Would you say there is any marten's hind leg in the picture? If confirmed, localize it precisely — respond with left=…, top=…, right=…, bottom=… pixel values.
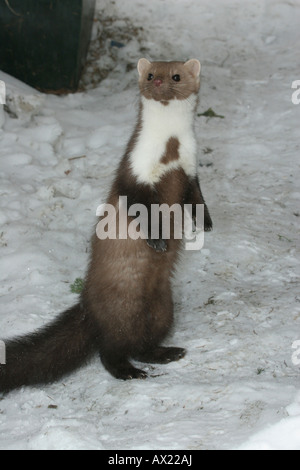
left=133, top=285, right=186, bottom=364
left=134, top=346, right=186, bottom=364
left=100, top=350, right=148, bottom=380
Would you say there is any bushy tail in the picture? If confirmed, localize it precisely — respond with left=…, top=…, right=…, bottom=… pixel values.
left=0, top=304, right=99, bottom=393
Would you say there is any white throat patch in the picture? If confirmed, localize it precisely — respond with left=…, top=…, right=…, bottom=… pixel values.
left=129, top=96, right=198, bottom=185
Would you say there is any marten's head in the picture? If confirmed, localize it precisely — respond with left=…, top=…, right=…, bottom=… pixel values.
left=137, top=58, right=201, bottom=104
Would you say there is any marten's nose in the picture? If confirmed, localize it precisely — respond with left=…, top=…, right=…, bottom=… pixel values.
left=154, top=79, right=163, bottom=87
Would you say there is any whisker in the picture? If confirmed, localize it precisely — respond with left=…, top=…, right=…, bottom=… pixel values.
left=138, top=82, right=198, bottom=107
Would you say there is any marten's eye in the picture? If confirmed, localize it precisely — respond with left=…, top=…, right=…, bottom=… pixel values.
left=172, top=74, right=181, bottom=82
left=147, top=73, right=154, bottom=81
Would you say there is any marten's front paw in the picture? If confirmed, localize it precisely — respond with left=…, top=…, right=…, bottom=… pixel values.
left=204, top=210, right=213, bottom=232
left=147, top=238, right=167, bottom=252
left=204, top=217, right=213, bottom=232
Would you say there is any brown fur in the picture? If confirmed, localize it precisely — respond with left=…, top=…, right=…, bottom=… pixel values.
left=161, top=137, right=180, bottom=164
left=0, top=59, right=212, bottom=393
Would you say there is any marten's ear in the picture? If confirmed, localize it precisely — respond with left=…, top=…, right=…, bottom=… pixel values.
left=137, top=58, right=151, bottom=77
left=184, top=59, right=201, bottom=78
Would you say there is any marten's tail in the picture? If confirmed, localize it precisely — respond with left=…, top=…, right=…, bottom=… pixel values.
left=0, top=304, right=99, bottom=393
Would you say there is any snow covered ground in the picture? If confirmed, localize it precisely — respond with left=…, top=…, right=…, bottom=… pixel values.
left=0, top=0, right=299, bottom=450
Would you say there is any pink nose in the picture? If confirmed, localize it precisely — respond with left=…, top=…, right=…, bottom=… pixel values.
left=154, top=79, right=163, bottom=87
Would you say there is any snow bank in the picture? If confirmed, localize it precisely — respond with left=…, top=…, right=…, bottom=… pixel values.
left=238, top=394, right=300, bottom=450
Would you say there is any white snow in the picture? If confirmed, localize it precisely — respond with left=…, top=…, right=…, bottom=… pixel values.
left=0, top=0, right=299, bottom=450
